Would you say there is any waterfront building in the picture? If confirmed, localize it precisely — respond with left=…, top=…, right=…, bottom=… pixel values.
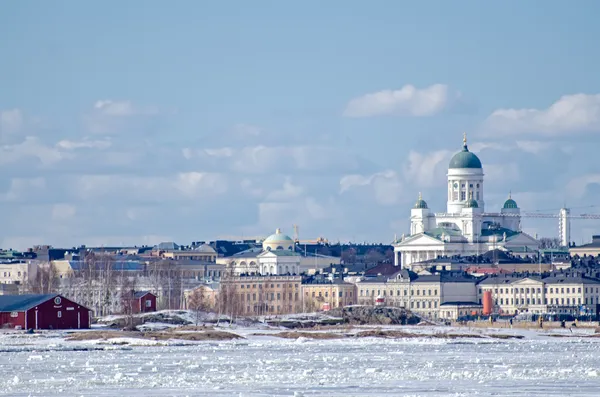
left=394, top=134, right=540, bottom=268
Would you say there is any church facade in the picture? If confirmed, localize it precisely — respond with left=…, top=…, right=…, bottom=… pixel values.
left=393, top=134, right=539, bottom=268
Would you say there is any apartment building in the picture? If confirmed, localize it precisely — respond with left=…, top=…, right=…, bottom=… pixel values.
left=477, top=272, right=600, bottom=315
left=222, top=275, right=303, bottom=316
left=355, top=269, right=479, bottom=319
left=302, top=279, right=356, bottom=311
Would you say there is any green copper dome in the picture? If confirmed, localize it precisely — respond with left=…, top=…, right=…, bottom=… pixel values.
left=503, top=195, right=518, bottom=209
left=465, top=198, right=479, bottom=208
left=448, top=133, right=482, bottom=169
left=414, top=192, right=428, bottom=209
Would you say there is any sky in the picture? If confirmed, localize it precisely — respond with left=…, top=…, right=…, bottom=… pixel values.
left=1, top=1, right=600, bottom=250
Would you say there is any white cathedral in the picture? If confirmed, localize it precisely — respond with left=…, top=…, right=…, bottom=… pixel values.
left=393, top=134, right=540, bottom=268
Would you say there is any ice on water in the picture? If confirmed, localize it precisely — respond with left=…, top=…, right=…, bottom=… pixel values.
left=1, top=329, right=600, bottom=396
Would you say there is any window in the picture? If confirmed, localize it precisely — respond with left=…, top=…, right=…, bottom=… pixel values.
left=476, top=192, right=480, bottom=200
left=57, top=311, right=62, bottom=318
left=460, top=191, right=466, bottom=200
left=145, top=300, right=152, bottom=308
left=10, top=312, right=18, bottom=318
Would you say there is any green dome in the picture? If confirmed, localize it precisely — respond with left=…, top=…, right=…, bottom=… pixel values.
left=414, top=193, right=428, bottom=209
left=503, top=198, right=518, bottom=209
left=465, top=198, right=479, bottom=208
left=449, top=146, right=482, bottom=169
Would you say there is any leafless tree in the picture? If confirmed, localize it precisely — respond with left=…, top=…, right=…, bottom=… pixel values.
left=120, top=276, right=137, bottom=330
left=539, top=237, right=562, bottom=250
left=341, top=247, right=357, bottom=264
left=32, top=262, right=59, bottom=294
left=217, top=279, right=240, bottom=325
left=187, top=286, right=207, bottom=326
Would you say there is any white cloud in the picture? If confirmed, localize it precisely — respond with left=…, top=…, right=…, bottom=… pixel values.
left=339, top=170, right=403, bottom=205
left=485, top=163, right=519, bottom=186
left=51, top=204, right=77, bottom=221
left=514, top=140, right=552, bottom=154
left=86, top=100, right=160, bottom=134
left=0, top=109, right=23, bottom=135
left=2, top=177, right=46, bottom=201
left=204, top=147, right=234, bottom=158
left=483, top=93, right=600, bottom=135
left=56, top=138, right=112, bottom=150
left=174, top=172, right=228, bottom=198
left=266, top=177, right=304, bottom=201
left=0, top=137, right=65, bottom=166
left=343, top=84, right=451, bottom=118
left=72, top=173, right=228, bottom=202
left=566, top=173, right=600, bottom=199
left=403, top=149, right=452, bottom=187
left=93, top=100, right=158, bottom=117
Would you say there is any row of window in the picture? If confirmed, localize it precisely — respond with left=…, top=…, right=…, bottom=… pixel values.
left=240, top=292, right=299, bottom=302
left=359, top=289, right=438, bottom=297
left=493, top=297, right=585, bottom=306
left=306, top=290, right=353, bottom=298
left=482, top=286, right=600, bottom=295
left=240, top=283, right=300, bottom=289
left=1, top=271, right=26, bottom=278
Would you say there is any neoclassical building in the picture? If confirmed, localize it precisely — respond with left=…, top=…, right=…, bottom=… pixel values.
left=223, top=229, right=301, bottom=276
left=394, top=134, right=539, bottom=268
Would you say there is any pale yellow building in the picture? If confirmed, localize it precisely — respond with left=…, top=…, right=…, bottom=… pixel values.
left=220, top=275, right=303, bottom=316
left=302, top=281, right=356, bottom=311
left=570, top=235, right=600, bottom=257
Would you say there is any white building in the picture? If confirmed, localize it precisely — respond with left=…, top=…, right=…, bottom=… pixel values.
left=394, top=134, right=539, bottom=268
left=219, top=228, right=340, bottom=275
left=223, top=229, right=301, bottom=276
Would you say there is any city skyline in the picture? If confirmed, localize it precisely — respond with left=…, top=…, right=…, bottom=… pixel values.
left=2, top=1, right=600, bottom=250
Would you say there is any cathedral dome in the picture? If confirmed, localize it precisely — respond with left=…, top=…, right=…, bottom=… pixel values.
left=448, top=134, right=482, bottom=169
left=414, top=192, right=428, bottom=209
left=262, top=228, right=294, bottom=251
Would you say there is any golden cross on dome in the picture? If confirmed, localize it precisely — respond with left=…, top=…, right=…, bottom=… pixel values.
left=418, top=192, right=422, bottom=200
left=463, top=132, right=467, bottom=146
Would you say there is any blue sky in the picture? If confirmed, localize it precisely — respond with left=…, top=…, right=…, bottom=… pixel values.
left=1, top=1, right=600, bottom=249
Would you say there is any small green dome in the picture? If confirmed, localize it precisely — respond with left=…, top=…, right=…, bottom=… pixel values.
left=414, top=192, right=428, bottom=209
left=448, top=133, right=482, bottom=169
left=465, top=198, right=479, bottom=208
left=503, top=198, right=518, bottom=209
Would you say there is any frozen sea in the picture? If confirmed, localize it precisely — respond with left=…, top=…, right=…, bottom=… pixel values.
left=1, top=329, right=600, bottom=396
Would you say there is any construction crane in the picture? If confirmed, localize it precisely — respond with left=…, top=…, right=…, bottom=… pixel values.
left=292, top=224, right=329, bottom=244
left=502, top=207, right=600, bottom=247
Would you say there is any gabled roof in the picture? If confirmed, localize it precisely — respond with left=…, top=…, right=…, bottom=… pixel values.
left=259, top=249, right=300, bottom=257
left=133, top=291, right=154, bottom=299
left=0, top=294, right=57, bottom=312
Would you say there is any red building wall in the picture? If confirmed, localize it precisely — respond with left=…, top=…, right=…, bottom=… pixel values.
left=134, top=293, right=157, bottom=313
left=0, top=311, right=26, bottom=329
left=25, top=296, right=91, bottom=330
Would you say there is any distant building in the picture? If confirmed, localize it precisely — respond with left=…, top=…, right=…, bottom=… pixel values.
left=0, top=294, right=91, bottom=330
left=131, top=291, right=157, bottom=313
left=301, top=279, right=356, bottom=311
left=394, top=134, right=539, bottom=268
left=570, top=235, right=600, bottom=257
left=218, top=228, right=339, bottom=275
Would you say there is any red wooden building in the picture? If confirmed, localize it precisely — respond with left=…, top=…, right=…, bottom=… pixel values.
left=0, top=294, right=91, bottom=330
left=132, top=291, right=157, bottom=313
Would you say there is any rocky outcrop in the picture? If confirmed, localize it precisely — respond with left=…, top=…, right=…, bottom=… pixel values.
left=327, top=306, right=420, bottom=325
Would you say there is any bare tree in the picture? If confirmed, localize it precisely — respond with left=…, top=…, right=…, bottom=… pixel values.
left=120, top=276, right=137, bottom=330
left=364, top=249, right=385, bottom=265
left=539, top=237, right=562, bottom=249
left=32, top=262, right=59, bottom=294
left=217, top=280, right=240, bottom=326
left=187, top=286, right=207, bottom=326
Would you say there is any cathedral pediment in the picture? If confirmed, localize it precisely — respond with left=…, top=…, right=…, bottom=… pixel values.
left=397, top=233, right=446, bottom=247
